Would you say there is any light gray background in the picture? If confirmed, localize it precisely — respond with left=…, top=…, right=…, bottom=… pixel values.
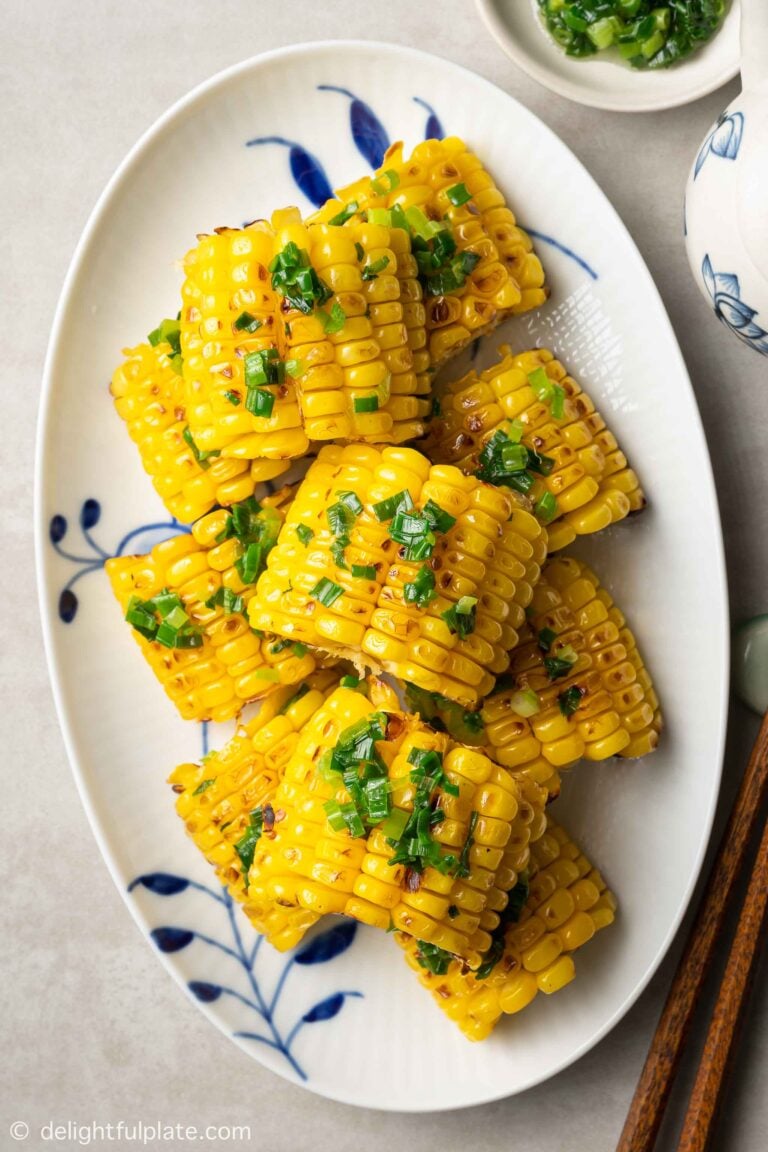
left=3, top=1, right=767, bottom=1149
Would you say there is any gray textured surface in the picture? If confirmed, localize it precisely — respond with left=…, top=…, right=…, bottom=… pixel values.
left=3, top=1, right=767, bottom=1148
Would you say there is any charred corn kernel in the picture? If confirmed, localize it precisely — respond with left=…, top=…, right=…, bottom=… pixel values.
left=110, top=341, right=290, bottom=523
left=270, top=212, right=428, bottom=445
left=248, top=443, right=546, bottom=708
left=247, top=686, right=547, bottom=955
left=426, top=346, right=645, bottom=548
left=180, top=223, right=310, bottom=461
left=319, top=137, right=546, bottom=366
left=106, top=488, right=317, bottom=722
left=394, top=816, right=616, bottom=1040
left=167, top=671, right=339, bottom=942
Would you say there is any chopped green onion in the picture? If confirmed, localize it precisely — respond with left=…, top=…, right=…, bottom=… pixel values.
left=204, top=586, right=245, bottom=615
left=544, top=645, right=579, bottom=681
left=354, top=241, right=364, bottom=262
left=445, top=182, right=472, bottom=207
left=537, top=627, right=557, bottom=653
left=534, top=490, right=558, bottom=525
left=353, top=394, right=379, bottom=413
left=380, top=807, right=409, bottom=840
left=284, top=358, right=303, bottom=379
left=310, top=578, right=344, bottom=607
left=403, top=564, right=436, bottom=608
left=351, top=564, right=377, bottom=580
left=370, top=168, right=400, bottom=196
left=245, top=387, right=275, bottom=418
left=389, top=509, right=436, bottom=562
left=292, top=641, right=308, bottom=658
left=336, top=490, right=363, bottom=515
left=296, top=524, right=314, bottom=548
left=278, top=684, right=309, bottom=714
left=372, top=489, right=413, bottom=522
left=455, top=811, right=478, bottom=878
left=340, top=674, right=360, bottom=689
left=367, top=208, right=392, bottom=227
left=558, top=684, right=585, bottom=717
left=235, top=806, right=266, bottom=889
left=474, top=872, right=529, bottom=979
left=193, top=778, right=215, bottom=795
left=244, top=347, right=283, bottom=387
left=328, top=200, right=359, bottom=227
left=182, top=426, right=220, bottom=469
left=318, top=300, right=346, bottom=335
left=441, top=595, right=478, bottom=639
left=234, top=311, right=263, bottom=333
left=223, top=389, right=241, bottom=406
left=361, top=255, right=390, bottom=281
left=414, top=942, right=455, bottom=976
left=147, top=317, right=181, bottom=354
left=125, top=590, right=203, bottom=649
left=509, top=688, right=541, bottom=718
left=252, top=667, right=281, bottom=682
left=422, top=499, right=456, bottom=534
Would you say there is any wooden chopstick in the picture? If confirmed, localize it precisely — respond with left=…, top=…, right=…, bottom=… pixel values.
left=616, top=707, right=768, bottom=1152
left=676, top=811, right=768, bottom=1151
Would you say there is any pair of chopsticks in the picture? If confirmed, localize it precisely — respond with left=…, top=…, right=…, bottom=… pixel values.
left=617, top=709, right=768, bottom=1152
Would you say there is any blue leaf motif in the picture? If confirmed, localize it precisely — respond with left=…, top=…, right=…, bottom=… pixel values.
left=302, top=992, right=345, bottom=1024
left=713, top=271, right=741, bottom=298
left=702, top=255, right=716, bottom=299
left=701, top=253, right=768, bottom=357
left=151, top=927, right=194, bottom=953
left=317, top=86, right=389, bottom=169
left=189, top=981, right=222, bottom=1003
left=711, top=111, right=744, bottom=161
left=413, top=97, right=444, bottom=139
left=294, top=920, right=357, bottom=965
left=245, top=136, right=333, bottom=208
left=80, top=498, right=101, bottom=530
left=694, top=130, right=714, bottom=179
left=58, top=588, right=78, bottom=623
left=130, top=872, right=190, bottom=897
left=49, top=515, right=67, bottom=544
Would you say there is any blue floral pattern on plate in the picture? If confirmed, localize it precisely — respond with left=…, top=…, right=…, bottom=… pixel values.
left=694, top=110, right=745, bottom=180
left=702, top=254, right=768, bottom=356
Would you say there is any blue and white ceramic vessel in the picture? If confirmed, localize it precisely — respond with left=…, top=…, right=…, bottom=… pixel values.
left=685, top=0, right=768, bottom=356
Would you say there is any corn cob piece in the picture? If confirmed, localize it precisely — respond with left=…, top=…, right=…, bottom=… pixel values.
left=406, top=553, right=661, bottom=793
left=247, top=684, right=548, bottom=961
left=106, top=489, right=316, bottom=722
left=315, top=137, right=547, bottom=367
left=270, top=209, right=429, bottom=444
left=397, top=816, right=616, bottom=1041
left=248, top=443, right=547, bottom=708
left=427, top=347, right=645, bottom=552
left=180, top=223, right=310, bottom=461
left=111, top=339, right=289, bottom=523
left=169, top=671, right=342, bottom=949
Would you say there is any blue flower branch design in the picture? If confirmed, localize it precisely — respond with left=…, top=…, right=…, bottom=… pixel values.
left=128, top=872, right=362, bottom=1080
left=702, top=255, right=768, bottom=357
left=694, top=110, right=744, bottom=180
left=49, top=498, right=187, bottom=623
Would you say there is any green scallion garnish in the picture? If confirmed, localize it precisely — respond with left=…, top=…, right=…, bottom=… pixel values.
left=125, top=590, right=203, bottom=649
left=351, top=564, right=377, bottom=580
left=403, top=564, right=436, bottom=608
left=192, top=778, right=215, bottom=795
left=318, top=300, right=346, bottom=335
left=558, top=684, right=585, bottom=717
left=534, top=490, right=558, bottom=525
left=361, top=255, right=390, bottom=281
left=296, top=524, right=314, bottom=547
left=182, top=426, right=220, bottom=470
left=245, top=387, right=275, bottom=418
left=544, top=644, right=579, bottom=681
left=234, top=311, right=263, bottom=333
left=310, top=578, right=344, bottom=607
left=441, top=595, right=478, bottom=639
left=353, top=394, right=379, bottom=413
left=445, top=182, right=472, bottom=207
left=372, top=489, right=413, bottom=522
left=235, top=806, right=267, bottom=890
left=204, top=586, right=245, bottom=615
left=328, top=200, right=359, bottom=227
left=370, top=168, right=400, bottom=196
left=147, top=317, right=181, bottom=355
left=269, top=241, right=332, bottom=313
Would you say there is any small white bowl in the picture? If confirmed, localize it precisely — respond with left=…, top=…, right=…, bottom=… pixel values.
left=477, top=0, right=741, bottom=112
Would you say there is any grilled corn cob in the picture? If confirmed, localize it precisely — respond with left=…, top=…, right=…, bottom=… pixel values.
left=111, top=339, right=289, bottom=523
left=169, top=671, right=341, bottom=949
left=427, top=347, right=645, bottom=552
left=180, top=223, right=310, bottom=461
left=397, top=816, right=616, bottom=1040
left=315, top=137, right=547, bottom=366
left=106, top=489, right=316, bottom=722
left=270, top=209, right=429, bottom=444
left=247, top=684, right=548, bottom=961
left=248, top=443, right=547, bottom=708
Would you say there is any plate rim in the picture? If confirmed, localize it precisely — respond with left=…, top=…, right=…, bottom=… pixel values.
left=34, top=37, right=731, bottom=1111
left=476, top=0, right=741, bottom=112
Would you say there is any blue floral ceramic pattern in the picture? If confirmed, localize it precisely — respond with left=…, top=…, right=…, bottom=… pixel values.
left=49, top=498, right=186, bottom=623
left=128, top=870, right=361, bottom=1081
left=702, top=255, right=768, bottom=356
left=694, top=110, right=745, bottom=180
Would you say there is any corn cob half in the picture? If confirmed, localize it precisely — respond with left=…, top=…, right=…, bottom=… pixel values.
left=427, top=347, right=645, bottom=552
left=314, top=136, right=547, bottom=367
left=111, top=338, right=289, bottom=523
left=107, top=488, right=316, bottom=722
left=247, top=683, right=548, bottom=961
left=396, top=816, right=616, bottom=1041
left=248, top=443, right=548, bottom=708
left=180, top=223, right=310, bottom=461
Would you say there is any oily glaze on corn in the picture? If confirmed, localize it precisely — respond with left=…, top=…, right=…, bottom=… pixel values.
left=180, top=223, right=310, bottom=461
left=317, top=137, right=547, bottom=365
left=247, top=684, right=548, bottom=960
left=397, top=817, right=616, bottom=1041
left=106, top=490, right=315, bottom=722
left=427, top=347, right=645, bottom=552
left=270, top=209, right=429, bottom=444
left=248, top=443, right=547, bottom=708
left=169, top=672, right=340, bottom=948
left=111, top=341, right=289, bottom=523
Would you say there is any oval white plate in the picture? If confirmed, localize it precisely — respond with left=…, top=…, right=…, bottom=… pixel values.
left=36, top=41, right=728, bottom=1111
left=478, top=0, right=740, bottom=111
